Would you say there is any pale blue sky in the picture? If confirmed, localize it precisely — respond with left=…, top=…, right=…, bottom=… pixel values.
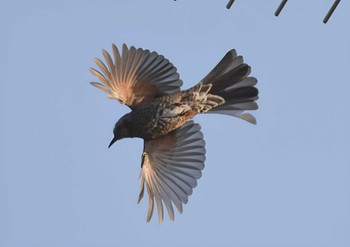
left=1, top=0, right=349, bottom=246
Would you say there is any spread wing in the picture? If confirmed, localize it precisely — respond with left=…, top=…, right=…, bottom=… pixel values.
left=138, top=121, right=206, bottom=223
left=89, top=44, right=183, bottom=108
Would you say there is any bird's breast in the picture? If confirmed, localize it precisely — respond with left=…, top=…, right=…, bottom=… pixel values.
left=128, top=96, right=192, bottom=140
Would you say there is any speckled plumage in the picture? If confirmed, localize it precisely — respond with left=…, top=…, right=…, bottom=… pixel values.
left=90, top=44, right=259, bottom=223
left=126, top=92, right=195, bottom=140
left=122, top=84, right=223, bottom=140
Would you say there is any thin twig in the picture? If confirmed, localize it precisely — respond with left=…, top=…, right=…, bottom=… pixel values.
left=226, top=0, right=236, bottom=10
left=275, top=0, right=288, bottom=17
left=323, top=0, right=341, bottom=24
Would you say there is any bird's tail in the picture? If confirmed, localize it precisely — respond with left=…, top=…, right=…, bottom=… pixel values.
left=193, top=50, right=259, bottom=124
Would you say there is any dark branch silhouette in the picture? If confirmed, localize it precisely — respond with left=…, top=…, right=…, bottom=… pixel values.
left=323, top=0, right=341, bottom=24
left=275, top=0, right=288, bottom=17
left=226, top=0, right=236, bottom=9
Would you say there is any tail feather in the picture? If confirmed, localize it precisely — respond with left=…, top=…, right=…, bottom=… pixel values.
left=209, top=64, right=250, bottom=94
left=218, top=86, right=258, bottom=102
left=198, top=49, right=259, bottom=124
left=200, top=50, right=241, bottom=84
left=225, top=77, right=257, bottom=91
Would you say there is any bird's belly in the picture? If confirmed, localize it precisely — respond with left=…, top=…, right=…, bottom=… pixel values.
left=130, top=106, right=189, bottom=140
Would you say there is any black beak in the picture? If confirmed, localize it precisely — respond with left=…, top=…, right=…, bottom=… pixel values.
left=108, top=137, right=118, bottom=148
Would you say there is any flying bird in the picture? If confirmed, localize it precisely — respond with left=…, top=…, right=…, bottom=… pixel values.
left=89, top=44, right=259, bottom=223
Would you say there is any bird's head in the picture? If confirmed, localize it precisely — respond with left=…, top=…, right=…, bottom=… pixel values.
left=108, top=113, right=132, bottom=148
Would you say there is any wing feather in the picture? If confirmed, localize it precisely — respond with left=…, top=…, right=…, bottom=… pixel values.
left=90, top=44, right=183, bottom=108
left=138, top=121, right=205, bottom=222
left=112, top=44, right=121, bottom=84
